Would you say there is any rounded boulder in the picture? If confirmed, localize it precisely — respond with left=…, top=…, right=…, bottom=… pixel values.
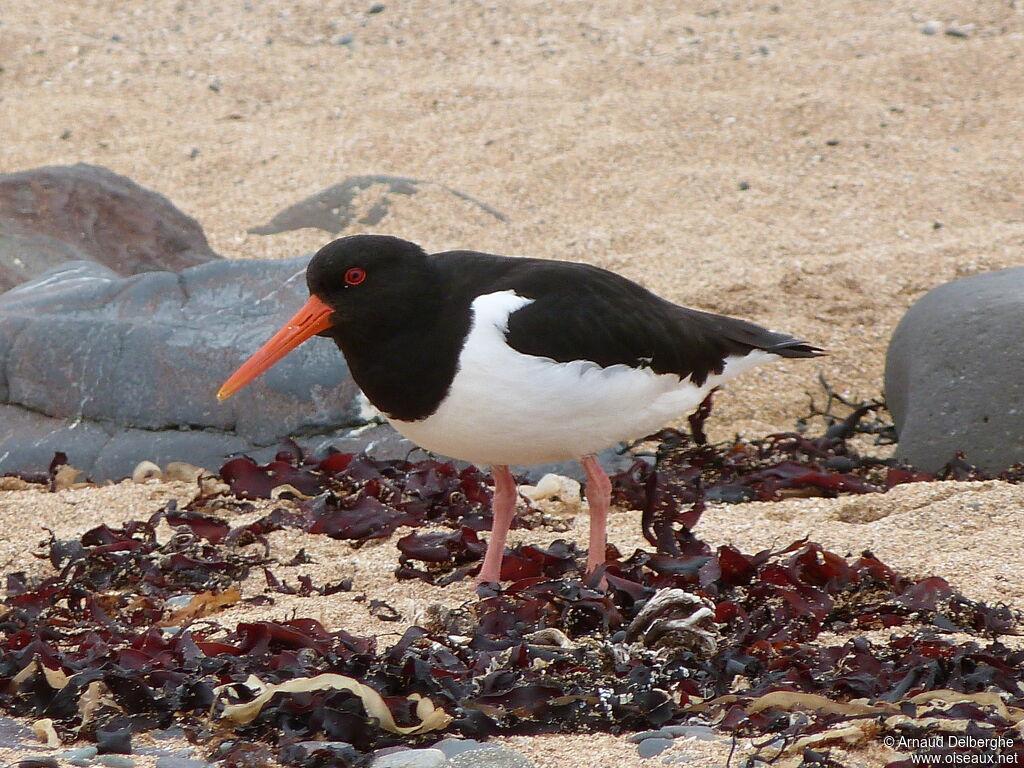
left=885, top=267, right=1024, bottom=473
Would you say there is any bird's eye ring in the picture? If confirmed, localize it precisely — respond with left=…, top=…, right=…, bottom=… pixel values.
left=345, top=267, right=366, bottom=286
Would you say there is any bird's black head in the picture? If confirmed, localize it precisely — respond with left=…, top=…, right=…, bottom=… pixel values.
left=217, top=235, right=437, bottom=402
left=306, top=235, right=435, bottom=331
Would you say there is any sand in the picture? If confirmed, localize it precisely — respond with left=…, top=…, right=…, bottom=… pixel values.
left=3, top=0, right=1024, bottom=765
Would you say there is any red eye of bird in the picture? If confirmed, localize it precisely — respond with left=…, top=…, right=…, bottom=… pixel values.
left=344, top=267, right=366, bottom=286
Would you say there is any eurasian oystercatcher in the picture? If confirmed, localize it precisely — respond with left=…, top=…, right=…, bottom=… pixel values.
left=218, top=235, right=821, bottom=584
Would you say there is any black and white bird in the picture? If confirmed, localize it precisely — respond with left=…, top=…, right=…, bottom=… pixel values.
left=218, top=235, right=821, bottom=584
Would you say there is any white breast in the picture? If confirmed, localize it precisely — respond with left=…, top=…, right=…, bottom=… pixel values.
left=389, top=290, right=777, bottom=467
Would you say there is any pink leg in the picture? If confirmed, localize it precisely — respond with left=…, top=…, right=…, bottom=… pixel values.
left=476, top=464, right=517, bottom=584
left=582, top=455, right=612, bottom=579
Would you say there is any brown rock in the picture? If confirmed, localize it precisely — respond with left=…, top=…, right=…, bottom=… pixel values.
left=0, top=163, right=219, bottom=290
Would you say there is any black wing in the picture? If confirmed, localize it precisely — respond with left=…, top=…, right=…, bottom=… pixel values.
left=497, top=260, right=820, bottom=387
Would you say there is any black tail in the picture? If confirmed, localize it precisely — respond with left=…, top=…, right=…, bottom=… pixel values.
left=764, top=336, right=825, bottom=359
left=708, top=313, right=825, bottom=359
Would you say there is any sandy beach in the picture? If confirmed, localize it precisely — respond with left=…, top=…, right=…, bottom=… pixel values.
left=2, top=1, right=1024, bottom=765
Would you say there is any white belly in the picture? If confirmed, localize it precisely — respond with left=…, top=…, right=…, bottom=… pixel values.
left=389, top=291, right=778, bottom=467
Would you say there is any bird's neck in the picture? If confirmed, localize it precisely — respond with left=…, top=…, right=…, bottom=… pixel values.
left=330, top=290, right=472, bottom=423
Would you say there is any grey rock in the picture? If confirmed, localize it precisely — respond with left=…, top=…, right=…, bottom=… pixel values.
left=0, top=257, right=360, bottom=480
left=637, top=738, right=674, bottom=758
left=433, top=739, right=502, bottom=759
left=0, top=164, right=219, bottom=291
left=248, top=174, right=506, bottom=236
left=449, top=747, right=534, bottom=768
left=372, top=748, right=449, bottom=768
left=155, top=757, right=210, bottom=768
left=885, top=267, right=1024, bottom=473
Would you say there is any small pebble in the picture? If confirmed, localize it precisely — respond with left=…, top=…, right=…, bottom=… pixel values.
left=629, top=729, right=674, bottom=744
left=59, top=748, right=99, bottom=762
left=371, top=748, right=448, bottom=768
left=921, top=20, right=942, bottom=35
left=132, top=460, right=162, bottom=483
left=638, top=738, right=674, bottom=759
left=944, top=26, right=970, bottom=38
left=164, top=461, right=204, bottom=482
left=823, top=455, right=855, bottom=472
left=368, top=3, right=385, bottom=12
left=334, top=34, right=355, bottom=45
left=96, top=757, right=136, bottom=768
left=738, top=180, right=750, bottom=191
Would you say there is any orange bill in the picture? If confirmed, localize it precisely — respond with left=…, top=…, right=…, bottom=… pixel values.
left=217, top=295, right=334, bottom=401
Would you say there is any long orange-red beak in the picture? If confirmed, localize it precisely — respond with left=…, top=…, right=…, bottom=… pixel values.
left=217, top=295, right=334, bottom=401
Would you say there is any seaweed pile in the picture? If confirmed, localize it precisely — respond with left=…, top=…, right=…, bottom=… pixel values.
left=1, top=396, right=1022, bottom=767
